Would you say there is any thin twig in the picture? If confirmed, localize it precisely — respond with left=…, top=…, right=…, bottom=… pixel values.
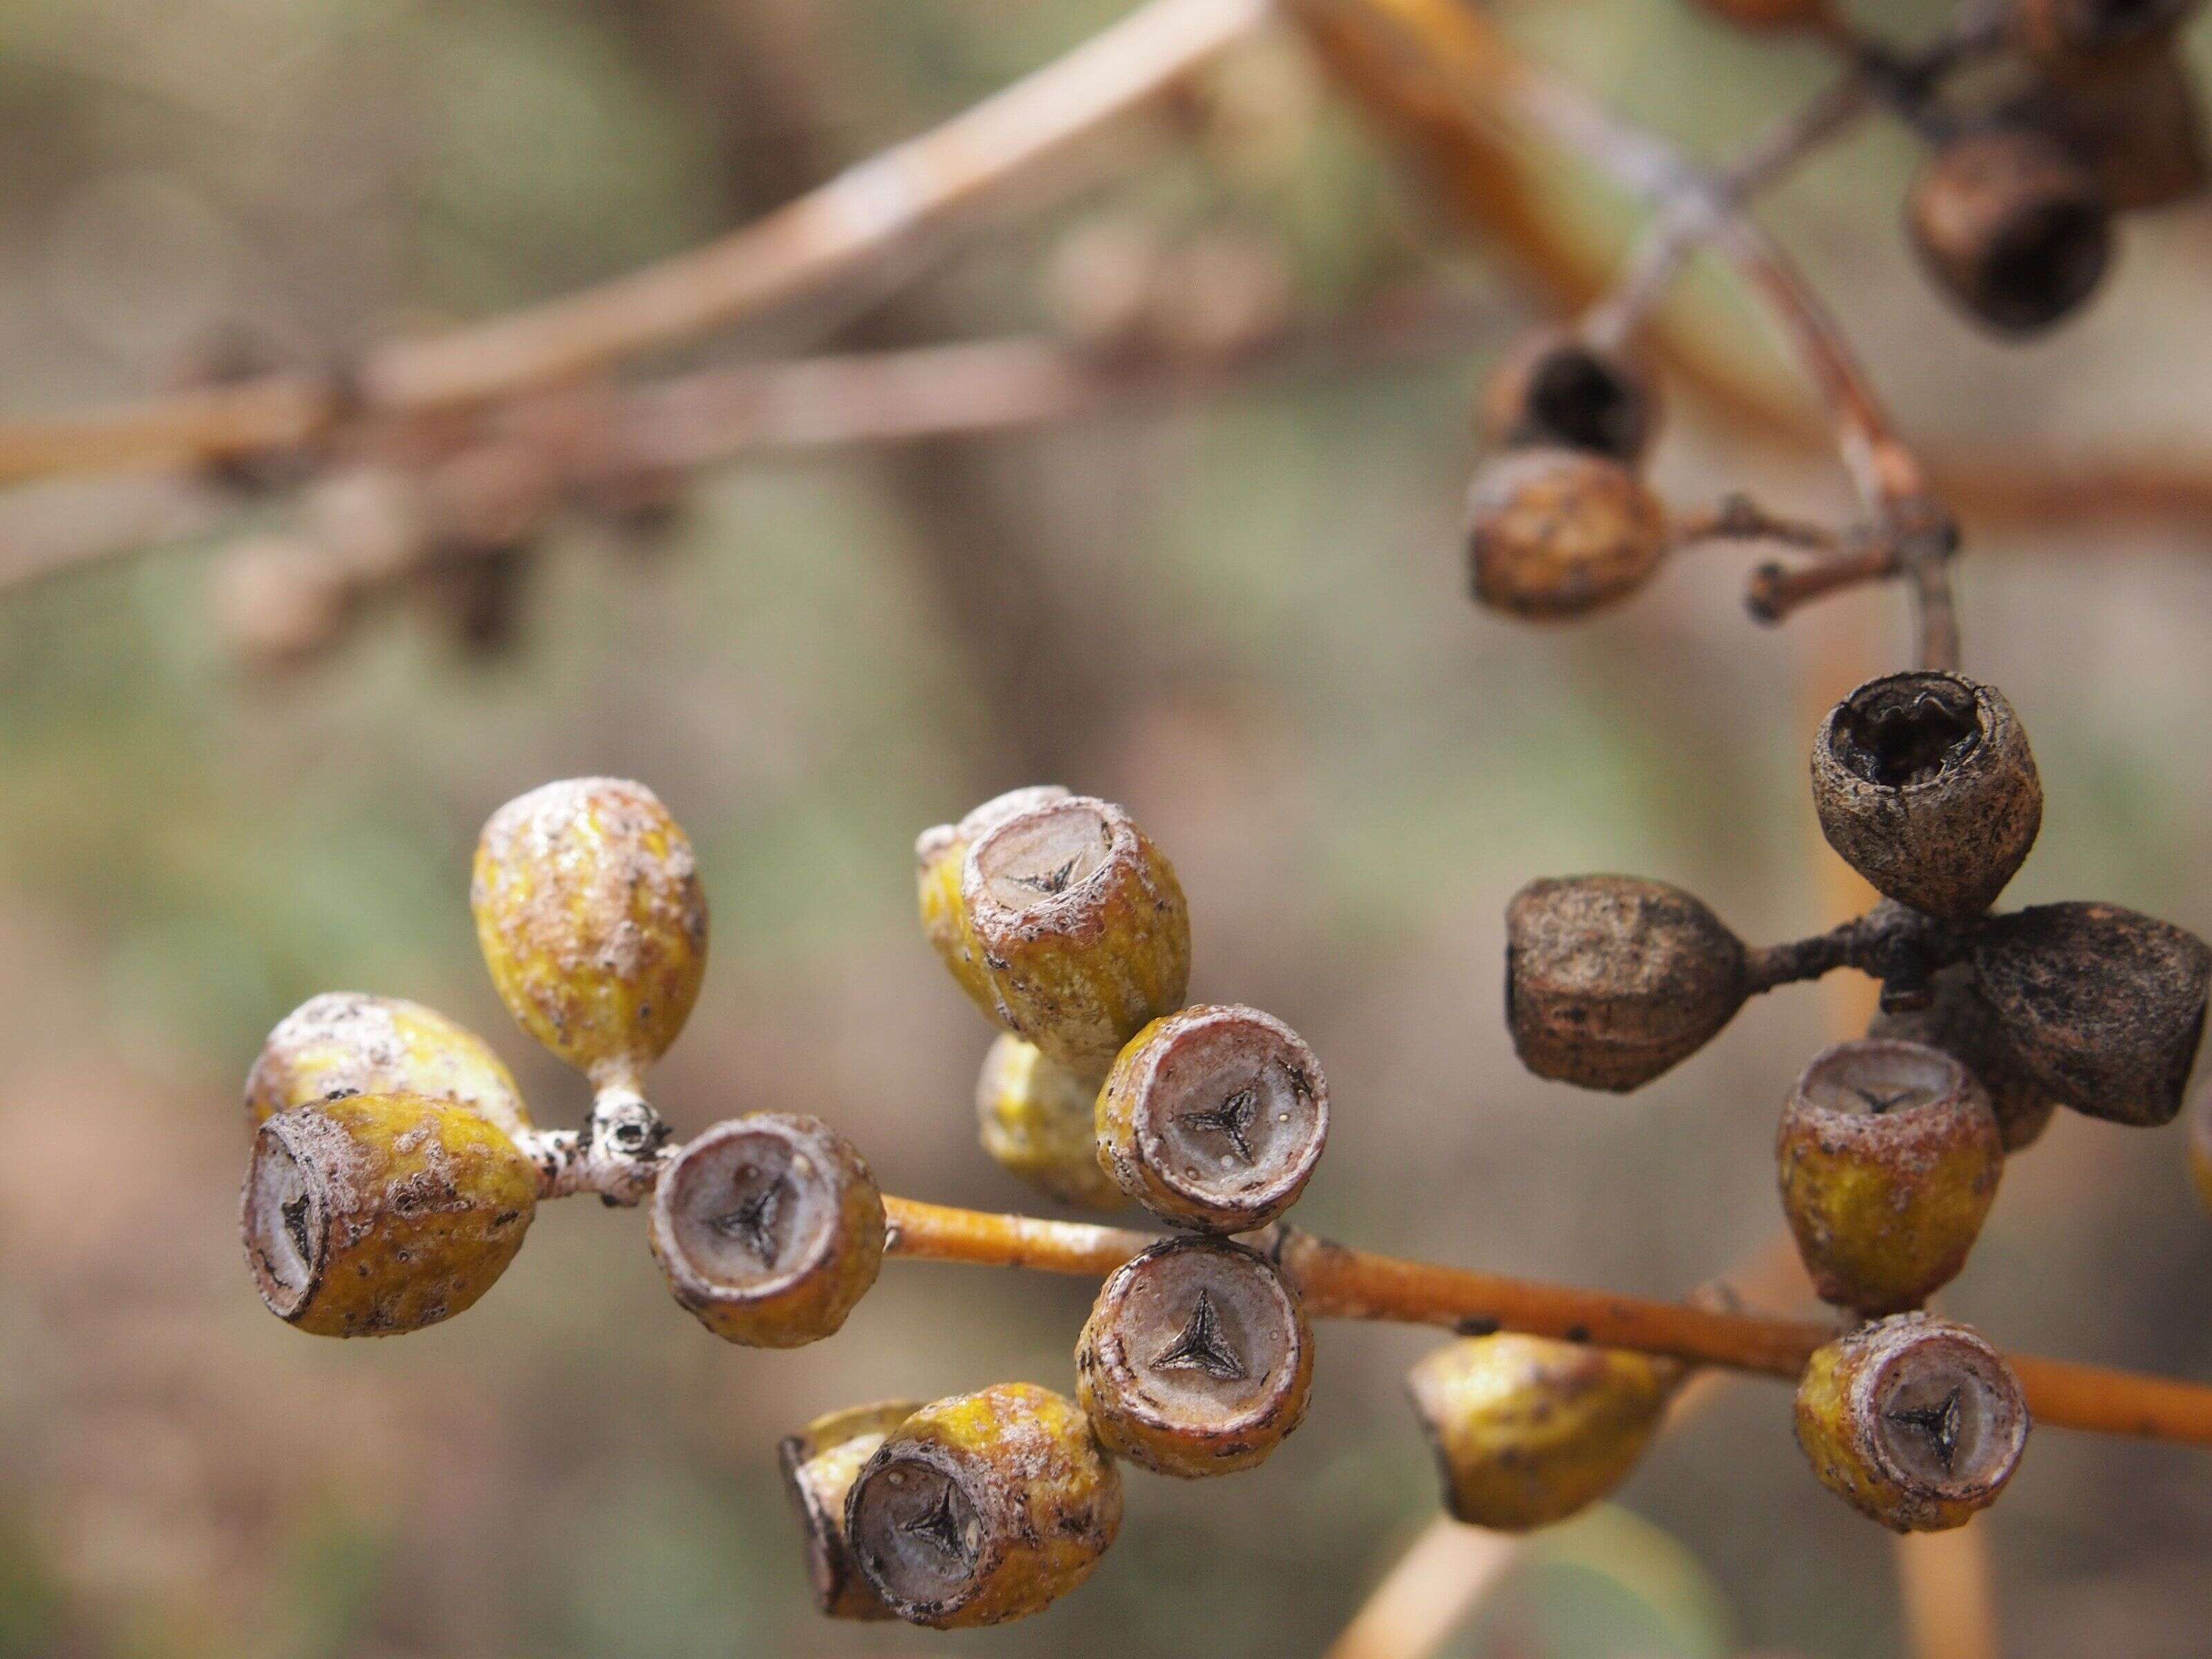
left=0, top=0, right=1272, bottom=488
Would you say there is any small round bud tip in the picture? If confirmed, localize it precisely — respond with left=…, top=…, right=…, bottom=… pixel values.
left=1096, top=1003, right=1328, bottom=1231
left=847, top=1382, right=1123, bottom=1629
left=1811, top=672, right=2041, bottom=920
left=649, top=1113, right=886, bottom=1347
left=1777, top=1039, right=2005, bottom=1315
left=1076, top=1235, right=1314, bottom=1477
left=1506, top=876, right=1748, bottom=1091
left=1794, top=1313, right=2029, bottom=1532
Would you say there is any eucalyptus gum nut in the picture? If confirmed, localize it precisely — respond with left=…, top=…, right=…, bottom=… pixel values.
left=1970, top=901, right=2212, bottom=1126
left=846, top=1382, right=1123, bottom=1629
left=649, top=1113, right=886, bottom=1348
left=471, top=778, right=708, bottom=1086
left=1404, top=1334, right=1678, bottom=1532
left=779, top=1400, right=923, bottom=1622
left=961, top=796, right=1191, bottom=1076
left=917, top=786, right=1071, bottom=1017
left=1504, top=877, right=1748, bottom=1091
left=1479, top=330, right=1661, bottom=464
left=1812, top=673, right=2042, bottom=921
left=1906, top=129, right=2113, bottom=337
left=1075, top=1235, right=1313, bottom=1477
left=2012, top=0, right=2199, bottom=64
left=975, top=1035, right=1125, bottom=1211
left=241, top=1091, right=538, bottom=1338
left=1096, top=1004, right=1327, bottom=1231
left=2026, top=43, right=2209, bottom=211
left=1793, top=1313, right=2029, bottom=1533
left=1465, top=447, right=1668, bottom=621
left=1776, top=1040, right=2004, bottom=1315
left=1869, top=966, right=2058, bottom=1152
left=243, top=991, right=530, bottom=1143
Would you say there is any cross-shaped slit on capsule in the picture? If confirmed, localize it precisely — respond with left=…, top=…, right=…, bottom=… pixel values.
left=1011, top=856, right=1080, bottom=896
left=708, top=1177, right=787, bottom=1266
left=1181, top=1086, right=1259, bottom=1163
left=1886, top=1386, right=1965, bottom=1474
left=1153, top=1288, right=1247, bottom=1382
left=897, top=1481, right=973, bottom=1568
left=281, top=1194, right=315, bottom=1265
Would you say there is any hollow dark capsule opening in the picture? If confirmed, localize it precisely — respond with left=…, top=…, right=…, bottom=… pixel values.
left=1832, top=678, right=1983, bottom=787
left=1522, top=346, right=1644, bottom=460
left=849, top=1457, right=987, bottom=1612
left=1979, top=198, right=2112, bottom=335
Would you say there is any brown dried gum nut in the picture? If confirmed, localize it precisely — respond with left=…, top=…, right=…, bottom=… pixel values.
left=1906, top=127, right=2113, bottom=336
left=1793, top=1313, right=2030, bottom=1533
left=1096, top=1004, right=1327, bottom=1231
left=243, top=990, right=532, bottom=1143
left=779, top=1400, right=923, bottom=1622
left=846, top=1382, right=1123, bottom=1629
left=2012, top=0, right=2197, bottom=65
left=1969, top=901, right=2212, bottom=1126
left=1870, top=965, right=2058, bottom=1151
left=1777, top=1040, right=2004, bottom=1315
left=1504, top=876, right=1748, bottom=1091
left=961, top=796, right=1191, bottom=1076
left=1479, top=329, right=1662, bottom=464
left=1464, top=446, right=1668, bottom=622
left=1811, top=672, right=2042, bottom=921
left=2023, top=39, right=2208, bottom=211
left=916, top=786, right=1071, bottom=1016
left=242, top=1091, right=538, bottom=1338
left=1075, top=1235, right=1314, bottom=1477
left=648, top=1113, right=886, bottom=1348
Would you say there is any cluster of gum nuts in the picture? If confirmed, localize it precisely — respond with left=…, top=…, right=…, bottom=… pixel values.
left=1506, top=668, right=2212, bottom=1532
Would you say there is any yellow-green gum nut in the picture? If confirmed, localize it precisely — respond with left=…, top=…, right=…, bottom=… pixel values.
left=846, top=1382, right=1123, bottom=1629
left=779, top=1400, right=923, bottom=1622
left=1404, top=1333, right=1679, bottom=1532
left=471, top=777, right=708, bottom=1087
left=976, top=1034, right=1125, bottom=1211
left=1075, top=1235, right=1313, bottom=1478
left=961, top=796, right=1191, bottom=1077
left=1777, top=1039, right=2003, bottom=1316
left=1792, top=1313, right=2029, bottom=1533
left=241, top=1091, right=538, bottom=1338
left=1096, top=1004, right=1327, bottom=1232
left=243, top=991, right=531, bottom=1143
left=917, top=786, right=1071, bottom=1016
left=648, top=1112, right=885, bottom=1348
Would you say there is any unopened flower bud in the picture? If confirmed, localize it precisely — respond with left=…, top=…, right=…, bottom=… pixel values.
left=1465, top=447, right=1668, bottom=621
left=1505, top=877, right=1748, bottom=1091
left=1969, top=901, right=2212, bottom=1125
left=976, top=1035, right=1125, bottom=1211
left=1479, top=330, right=1662, bottom=463
left=244, top=991, right=531, bottom=1143
left=1076, top=1236, right=1313, bottom=1477
left=847, top=1382, right=1123, bottom=1629
left=1870, top=966, right=2058, bottom=1151
left=1811, top=672, right=2042, bottom=920
left=917, top=786, right=1071, bottom=1016
left=1907, top=126, right=2113, bottom=336
left=780, top=1400, right=922, bottom=1621
left=1777, top=1040, right=2004, bottom=1314
left=242, top=1091, right=538, bottom=1337
left=1793, top=1313, right=2029, bottom=1532
left=472, top=778, right=709, bottom=1089
left=649, top=1113, right=885, bottom=1348
left=1405, top=1334, right=1680, bottom=1531
left=1096, top=1004, right=1327, bottom=1230
left=961, top=796, right=1191, bottom=1076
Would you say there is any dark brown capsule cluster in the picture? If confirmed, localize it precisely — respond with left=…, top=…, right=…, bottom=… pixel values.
left=1904, top=0, right=2206, bottom=335
left=1465, top=328, right=1671, bottom=621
